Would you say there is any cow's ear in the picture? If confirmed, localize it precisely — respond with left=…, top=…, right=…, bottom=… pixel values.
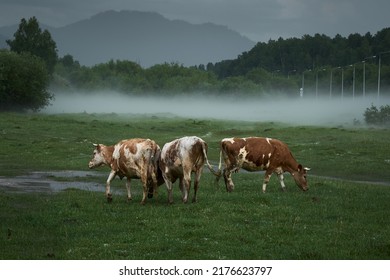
left=92, top=143, right=101, bottom=151
left=298, top=164, right=303, bottom=172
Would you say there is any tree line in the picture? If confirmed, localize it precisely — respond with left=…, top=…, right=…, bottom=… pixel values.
left=207, top=29, right=390, bottom=98
left=1, top=17, right=390, bottom=111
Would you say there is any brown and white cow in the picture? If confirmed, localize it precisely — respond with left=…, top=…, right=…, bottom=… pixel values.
left=88, top=138, right=162, bottom=204
left=216, top=137, right=309, bottom=193
left=159, top=136, right=218, bottom=204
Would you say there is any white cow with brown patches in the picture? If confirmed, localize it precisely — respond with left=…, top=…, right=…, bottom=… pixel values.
left=159, top=136, right=218, bottom=204
left=88, top=138, right=162, bottom=204
left=216, top=137, right=310, bottom=193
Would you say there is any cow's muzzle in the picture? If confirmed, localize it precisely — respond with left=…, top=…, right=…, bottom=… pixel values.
left=302, top=186, right=309, bottom=192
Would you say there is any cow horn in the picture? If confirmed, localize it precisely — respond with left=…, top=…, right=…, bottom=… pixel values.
left=304, top=167, right=311, bottom=171
left=92, top=143, right=99, bottom=147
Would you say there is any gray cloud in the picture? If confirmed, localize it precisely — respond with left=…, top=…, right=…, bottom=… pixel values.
left=0, top=0, right=389, bottom=42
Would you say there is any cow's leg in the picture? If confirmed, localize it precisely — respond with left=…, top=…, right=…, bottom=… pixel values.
left=167, top=179, right=174, bottom=204
left=182, top=171, right=191, bottom=203
left=178, top=177, right=184, bottom=193
left=262, top=171, right=272, bottom=193
left=125, top=178, right=132, bottom=202
left=163, top=173, right=174, bottom=204
left=140, top=184, right=147, bottom=205
left=276, top=171, right=286, bottom=191
left=192, top=168, right=202, bottom=203
left=148, top=168, right=158, bottom=199
left=105, top=170, right=116, bottom=203
left=140, top=172, right=149, bottom=205
left=179, top=177, right=188, bottom=203
left=223, top=167, right=235, bottom=192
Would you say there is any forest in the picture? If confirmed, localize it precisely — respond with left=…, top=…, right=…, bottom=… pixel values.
left=208, top=28, right=390, bottom=98
left=1, top=17, right=390, bottom=112
left=53, top=27, right=390, bottom=99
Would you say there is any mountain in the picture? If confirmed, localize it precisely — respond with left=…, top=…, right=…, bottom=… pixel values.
left=0, top=24, right=17, bottom=49
left=0, top=34, right=7, bottom=49
left=0, top=10, right=255, bottom=67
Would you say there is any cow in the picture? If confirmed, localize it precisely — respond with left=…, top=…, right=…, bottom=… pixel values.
left=159, top=136, right=218, bottom=204
left=216, top=137, right=310, bottom=193
left=88, top=138, right=162, bottom=204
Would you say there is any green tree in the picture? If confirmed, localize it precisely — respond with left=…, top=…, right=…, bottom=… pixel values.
left=6, top=17, right=58, bottom=74
left=59, top=54, right=80, bottom=69
left=0, top=50, right=52, bottom=111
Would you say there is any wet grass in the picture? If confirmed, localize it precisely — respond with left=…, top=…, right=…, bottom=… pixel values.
left=1, top=174, right=389, bottom=260
left=0, top=112, right=390, bottom=259
left=1, top=112, right=389, bottom=182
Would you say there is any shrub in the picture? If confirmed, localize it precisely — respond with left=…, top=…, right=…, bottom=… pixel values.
left=364, top=104, right=390, bottom=126
left=0, top=50, right=52, bottom=111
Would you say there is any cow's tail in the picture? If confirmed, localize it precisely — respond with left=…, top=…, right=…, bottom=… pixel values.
left=215, top=149, right=223, bottom=182
left=147, top=146, right=161, bottom=199
left=209, top=148, right=224, bottom=184
left=201, top=142, right=221, bottom=178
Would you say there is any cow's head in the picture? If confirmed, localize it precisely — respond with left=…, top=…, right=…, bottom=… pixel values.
left=88, top=144, right=107, bottom=169
left=292, top=164, right=310, bottom=191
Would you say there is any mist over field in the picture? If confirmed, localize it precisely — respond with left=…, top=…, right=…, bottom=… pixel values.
left=44, top=91, right=389, bottom=126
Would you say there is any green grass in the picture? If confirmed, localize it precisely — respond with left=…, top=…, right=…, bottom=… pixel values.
left=1, top=112, right=389, bottom=182
left=0, top=112, right=390, bottom=259
left=1, top=175, right=389, bottom=259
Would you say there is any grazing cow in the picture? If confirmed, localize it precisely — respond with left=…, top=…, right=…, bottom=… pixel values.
left=216, top=137, right=309, bottom=193
left=88, top=138, right=162, bottom=204
left=159, top=136, right=218, bottom=204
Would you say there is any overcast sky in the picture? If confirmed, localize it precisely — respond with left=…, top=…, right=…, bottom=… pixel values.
left=0, top=0, right=389, bottom=42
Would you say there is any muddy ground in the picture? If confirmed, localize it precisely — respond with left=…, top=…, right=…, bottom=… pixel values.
left=1, top=170, right=388, bottom=195
left=0, top=170, right=115, bottom=194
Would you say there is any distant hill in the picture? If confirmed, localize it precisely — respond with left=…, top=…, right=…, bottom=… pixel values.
left=0, top=34, right=7, bottom=49
left=0, top=10, right=255, bottom=67
left=0, top=24, right=17, bottom=49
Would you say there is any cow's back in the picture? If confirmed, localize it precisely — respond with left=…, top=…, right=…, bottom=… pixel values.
left=181, top=136, right=206, bottom=169
left=161, top=136, right=206, bottom=175
left=160, top=136, right=210, bottom=203
left=113, top=138, right=160, bottom=178
left=221, top=137, right=283, bottom=171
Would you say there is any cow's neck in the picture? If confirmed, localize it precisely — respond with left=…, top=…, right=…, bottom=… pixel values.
left=283, top=154, right=300, bottom=173
left=103, top=145, right=115, bottom=165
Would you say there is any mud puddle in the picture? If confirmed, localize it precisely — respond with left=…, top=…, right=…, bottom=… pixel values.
left=0, top=170, right=121, bottom=194
left=0, top=170, right=388, bottom=195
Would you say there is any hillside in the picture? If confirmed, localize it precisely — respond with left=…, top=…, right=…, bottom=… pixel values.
left=0, top=10, right=255, bottom=67
left=209, top=28, right=390, bottom=78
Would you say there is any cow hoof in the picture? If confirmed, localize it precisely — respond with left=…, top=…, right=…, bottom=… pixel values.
left=107, top=194, right=113, bottom=203
left=127, top=197, right=132, bottom=203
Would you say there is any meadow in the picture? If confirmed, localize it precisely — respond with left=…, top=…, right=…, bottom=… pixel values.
left=0, top=112, right=390, bottom=259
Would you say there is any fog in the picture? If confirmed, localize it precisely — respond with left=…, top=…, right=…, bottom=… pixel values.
left=44, top=91, right=389, bottom=126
